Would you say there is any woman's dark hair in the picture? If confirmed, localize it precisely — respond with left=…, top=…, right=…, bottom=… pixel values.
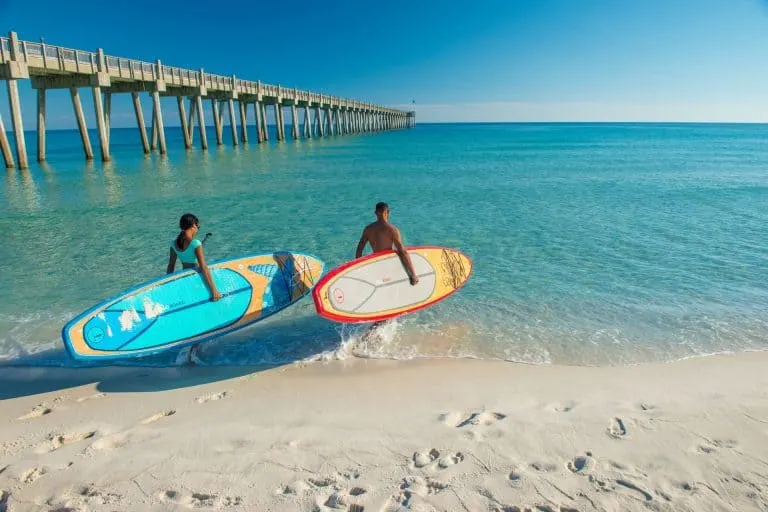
left=175, top=213, right=199, bottom=250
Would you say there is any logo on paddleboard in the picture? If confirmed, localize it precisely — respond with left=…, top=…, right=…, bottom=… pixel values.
left=332, top=287, right=345, bottom=304
left=86, top=327, right=105, bottom=344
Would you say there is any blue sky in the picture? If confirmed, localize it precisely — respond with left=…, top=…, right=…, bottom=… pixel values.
left=2, top=0, right=768, bottom=127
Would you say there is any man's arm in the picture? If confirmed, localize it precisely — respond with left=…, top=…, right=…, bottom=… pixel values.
left=392, top=227, right=419, bottom=285
left=355, top=229, right=368, bottom=259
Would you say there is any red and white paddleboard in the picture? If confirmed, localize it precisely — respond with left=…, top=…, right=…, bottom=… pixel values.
left=312, top=246, right=472, bottom=323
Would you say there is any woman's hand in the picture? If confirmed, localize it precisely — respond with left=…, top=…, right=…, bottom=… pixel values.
left=211, top=290, right=222, bottom=302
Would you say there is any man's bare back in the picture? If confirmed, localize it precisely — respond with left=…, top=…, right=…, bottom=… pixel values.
left=362, top=220, right=399, bottom=254
left=356, top=202, right=419, bottom=286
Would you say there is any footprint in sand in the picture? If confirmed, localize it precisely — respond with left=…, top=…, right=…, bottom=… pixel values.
left=553, top=401, right=577, bottom=413
left=400, top=475, right=449, bottom=497
left=696, top=438, right=737, bottom=454
left=195, top=391, right=229, bottom=404
left=37, top=431, right=97, bottom=453
left=455, top=411, right=507, bottom=428
left=413, top=448, right=439, bottom=468
left=76, top=485, right=122, bottom=505
left=141, top=410, right=176, bottom=424
left=566, top=453, right=594, bottom=474
left=607, top=417, right=627, bottom=439
left=160, top=489, right=242, bottom=508
left=321, top=490, right=368, bottom=511
left=21, top=467, right=46, bottom=484
left=277, top=480, right=311, bottom=495
left=412, top=449, right=464, bottom=470
left=17, top=405, right=53, bottom=420
left=507, top=468, right=523, bottom=484
left=302, top=471, right=369, bottom=511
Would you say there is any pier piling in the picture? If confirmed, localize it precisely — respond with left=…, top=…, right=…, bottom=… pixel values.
left=0, top=112, right=14, bottom=168
left=70, top=87, right=94, bottom=160
left=131, top=92, right=150, bottom=154
left=36, top=88, right=45, bottom=162
left=178, top=96, right=192, bottom=149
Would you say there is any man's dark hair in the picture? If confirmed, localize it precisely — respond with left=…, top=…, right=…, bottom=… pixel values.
left=375, top=202, right=389, bottom=213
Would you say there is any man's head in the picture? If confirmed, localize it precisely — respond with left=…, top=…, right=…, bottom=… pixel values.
left=375, top=202, right=390, bottom=221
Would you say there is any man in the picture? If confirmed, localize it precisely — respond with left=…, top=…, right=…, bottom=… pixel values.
left=356, top=202, right=419, bottom=286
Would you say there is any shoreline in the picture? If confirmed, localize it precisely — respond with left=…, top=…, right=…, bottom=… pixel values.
left=2, top=351, right=768, bottom=510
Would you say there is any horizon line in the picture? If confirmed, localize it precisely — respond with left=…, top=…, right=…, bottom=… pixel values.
left=6, top=120, right=768, bottom=133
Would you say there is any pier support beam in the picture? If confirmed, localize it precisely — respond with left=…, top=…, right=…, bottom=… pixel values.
left=70, top=87, right=94, bottom=160
left=239, top=101, right=248, bottom=143
left=92, top=86, right=110, bottom=161
left=187, top=98, right=195, bottom=145
left=6, top=80, right=29, bottom=169
left=195, top=96, right=208, bottom=150
left=131, top=92, right=150, bottom=154
left=325, top=108, right=333, bottom=136
left=291, top=105, right=299, bottom=140
left=227, top=98, right=238, bottom=146
left=316, top=107, right=324, bottom=137
left=274, top=104, right=284, bottom=141
left=150, top=102, right=158, bottom=151
left=0, top=112, right=14, bottom=168
left=37, top=88, right=46, bottom=162
left=303, top=106, right=311, bottom=138
left=212, top=100, right=223, bottom=146
left=177, top=96, right=192, bottom=149
left=261, top=103, right=269, bottom=142
left=151, top=91, right=167, bottom=155
left=104, top=92, right=112, bottom=145
left=254, top=101, right=264, bottom=143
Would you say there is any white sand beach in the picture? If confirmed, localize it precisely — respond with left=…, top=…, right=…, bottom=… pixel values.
left=2, top=352, right=768, bottom=512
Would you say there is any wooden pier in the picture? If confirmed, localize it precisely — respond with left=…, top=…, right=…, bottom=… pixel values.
left=0, top=31, right=415, bottom=169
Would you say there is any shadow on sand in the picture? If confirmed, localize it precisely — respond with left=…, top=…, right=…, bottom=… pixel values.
left=0, top=313, right=342, bottom=400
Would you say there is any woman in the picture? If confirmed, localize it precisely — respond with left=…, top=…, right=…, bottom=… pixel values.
left=167, top=213, right=221, bottom=365
left=167, top=213, right=222, bottom=302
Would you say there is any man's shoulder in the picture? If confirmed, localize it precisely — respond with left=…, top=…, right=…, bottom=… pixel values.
left=385, top=222, right=401, bottom=235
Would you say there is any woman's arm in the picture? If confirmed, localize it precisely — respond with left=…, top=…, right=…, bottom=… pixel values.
left=166, top=248, right=177, bottom=274
left=195, top=245, right=222, bottom=301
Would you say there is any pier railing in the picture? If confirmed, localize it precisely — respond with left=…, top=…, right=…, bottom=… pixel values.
left=0, top=36, right=399, bottom=113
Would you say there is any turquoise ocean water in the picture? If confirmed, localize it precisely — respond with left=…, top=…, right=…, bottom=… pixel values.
left=2, top=122, right=768, bottom=367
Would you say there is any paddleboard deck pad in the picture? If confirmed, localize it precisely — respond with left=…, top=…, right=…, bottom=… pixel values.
left=312, top=246, right=471, bottom=323
left=63, top=252, right=324, bottom=361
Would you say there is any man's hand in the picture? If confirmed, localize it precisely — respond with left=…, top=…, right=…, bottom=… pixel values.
left=409, top=274, right=420, bottom=286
